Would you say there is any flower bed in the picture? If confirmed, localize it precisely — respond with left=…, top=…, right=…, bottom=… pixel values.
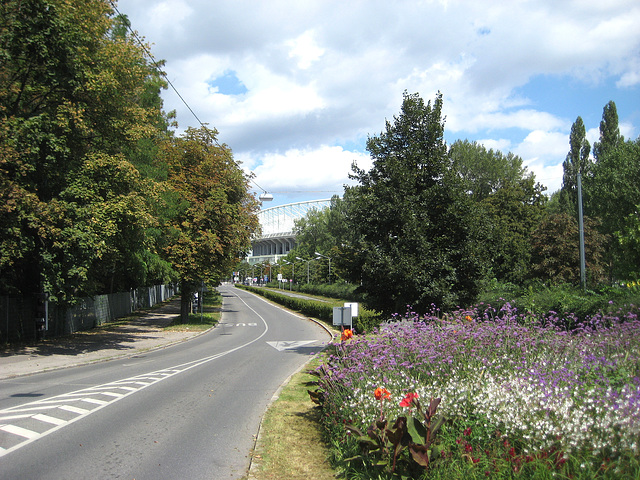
left=312, top=304, right=640, bottom=478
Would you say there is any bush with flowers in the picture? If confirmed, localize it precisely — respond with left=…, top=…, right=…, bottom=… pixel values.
left=310, top=302, right=640, bottom=479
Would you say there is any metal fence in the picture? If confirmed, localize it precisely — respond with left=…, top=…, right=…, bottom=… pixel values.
left=0, top=284, right=178, bottom=344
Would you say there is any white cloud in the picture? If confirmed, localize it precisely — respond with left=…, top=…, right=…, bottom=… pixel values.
left=286, top=30, right=325, bottom=70
left=462, top=110, right=568, bottom=135
left=516, top=130, right=569, bottom=161
left=246, top=146, right=372, bottom=193
left=525, top=159, right=565, bottom=195
left=115, top=0, right=640, bottom=204
left=514, top=130, right=569, bottom=194
left=146, top=0, right=194, bottom=37
left=476, top=138, right=513, bottom=153
left=586, top=127, right=601, bottom=150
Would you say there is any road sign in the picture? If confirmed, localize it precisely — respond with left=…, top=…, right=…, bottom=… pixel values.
left=333, top=306, right=352, bottom=328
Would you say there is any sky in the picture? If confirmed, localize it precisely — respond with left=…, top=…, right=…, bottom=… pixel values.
left=115, top=0, right=640, bottom=208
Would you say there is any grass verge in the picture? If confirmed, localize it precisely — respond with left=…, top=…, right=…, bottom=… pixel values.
left=165, top=290, right=222, bottom=332
left=246, top=356, right=336, bottom=480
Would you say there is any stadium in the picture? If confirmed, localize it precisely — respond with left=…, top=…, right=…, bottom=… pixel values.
left=247, top=199, right=331, bottom=265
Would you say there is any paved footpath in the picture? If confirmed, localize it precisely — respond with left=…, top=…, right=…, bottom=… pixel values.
left=0, top=298, right=204, bottom=380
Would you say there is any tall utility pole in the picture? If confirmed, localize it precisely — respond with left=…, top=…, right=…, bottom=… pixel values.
left=577, top=172, right=586, bottom=290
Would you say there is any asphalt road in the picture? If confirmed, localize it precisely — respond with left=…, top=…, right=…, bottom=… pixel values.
left=0, top=285, right=331, bottom=479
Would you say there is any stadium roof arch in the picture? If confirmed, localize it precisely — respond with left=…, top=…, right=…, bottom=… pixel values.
left=247, top=199, right=331, bottom=265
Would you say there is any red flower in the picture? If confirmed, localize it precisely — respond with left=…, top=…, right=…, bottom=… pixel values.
left=374, top=387, right=391, bottom=401
left=341, top=329, right=353, bottom=341
left=399, top=392, right=419, bottom=407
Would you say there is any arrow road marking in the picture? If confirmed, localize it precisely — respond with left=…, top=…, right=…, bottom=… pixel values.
left=266, top=340, right=317, bottom=351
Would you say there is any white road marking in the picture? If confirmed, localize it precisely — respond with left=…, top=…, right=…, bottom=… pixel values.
left=0, top=288, right=271, bottom=459
left=58, top=405, right=90, bottom=415
left=266, top=340, right=317, bottom=351
left=1, top=425, right=39, bottom=439
left=32, top=414, right=66, bottom=426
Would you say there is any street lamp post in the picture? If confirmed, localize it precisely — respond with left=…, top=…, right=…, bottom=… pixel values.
left=315, top=252, right=331, bottom=284
left=295, top=257, right=313, bottom=284
left=273, top=263, right=282, bottom=289
left=282, top=260, right=293, bottom=290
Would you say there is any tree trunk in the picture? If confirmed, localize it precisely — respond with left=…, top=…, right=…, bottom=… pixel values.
left=180, top=281, right=196, bottom=323
left=180, top=292, right=191, bottom=323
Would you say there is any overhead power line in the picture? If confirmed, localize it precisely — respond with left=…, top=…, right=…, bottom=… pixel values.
left=107, top=0, right=270, bottom=197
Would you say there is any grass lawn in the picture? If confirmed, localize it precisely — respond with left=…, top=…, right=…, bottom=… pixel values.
left=246, top=357, right=336, bottom=480
left=164, top=291, right=222, bottom=332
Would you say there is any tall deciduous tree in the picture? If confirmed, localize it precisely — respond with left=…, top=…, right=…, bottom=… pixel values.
left=593, top=101, right=622, bottom=161
left=559, top=116, right=591, bottom=215
left=293, top=208, right=333, bottom=260
left=530, top=213, right=608, bottom=287
left=342, top=92, right=484, bottom=314
left=448, top=140, right=546, bottom=284
left=0, top=0, right=172, bottom=301
left=584, top=101, right=640, bottom=280
left=161, top=127, right=260, bottom=321
left=587, top=137, right=640, bottom=280
left=449, top=139, right=529, bottom=202
left=478, top=177, right=546, bottom=284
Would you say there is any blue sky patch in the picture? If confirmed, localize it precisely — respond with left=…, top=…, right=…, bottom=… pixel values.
left=514, top=74, right=640, bottom=131
left=207, top=71, right=248, bottom=95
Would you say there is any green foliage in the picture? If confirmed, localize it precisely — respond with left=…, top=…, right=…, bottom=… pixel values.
left=342, top=394, right=445, bottom=476
left=0, top=0, right=174, bottom=302
left=593, top=101, right=622, bottom=162
left=237, top=284, right=337, bottom=323
left=530, top=213, right=609, bottom=287
left=476, top=280, right=640, bottom=326
left=236, top=284, right=383, bottom=332
left=161, top=126, right=260, bottom=320
left=341, top=92, right=483, bottom=314
left=478, top=177, right=546, bottom=284
left=290, top=282, right=363, bottom=302
left=354, top=308, right=383, bottom=334
left=558, top=116, right=591, bottom=216
left=293, top=208, right=333, bottom=259
left=447, top=140, right=547, bottom=285
left=586, top=137, right=640, bottom=279
left=449, top=139, right=531, bottom=202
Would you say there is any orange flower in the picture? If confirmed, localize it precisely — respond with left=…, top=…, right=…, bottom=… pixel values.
left=374, top=387, right=391, bottom=401
left=465, top=315, right=473, bottom=322
left=399, top=392, right=419, bottom=408
left=341, top=329, right=353, bottom=341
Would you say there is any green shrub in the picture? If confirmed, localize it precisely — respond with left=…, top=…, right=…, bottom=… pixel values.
left=476, top=281, right=640, bottom=327
left=354, top=308, right=383, bottom=333
left=236, top=284, right=382, bottom=332
left=236, top=285, right=337, bottom=323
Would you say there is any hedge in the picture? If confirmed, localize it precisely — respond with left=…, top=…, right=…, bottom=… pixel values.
left=234, top=284, right=382, bottom=333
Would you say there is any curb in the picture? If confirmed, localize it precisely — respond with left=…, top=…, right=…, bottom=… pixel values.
left=238, top=286, right=336, bottom=479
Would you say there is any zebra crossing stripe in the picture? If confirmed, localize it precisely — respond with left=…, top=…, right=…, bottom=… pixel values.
left=32, top=414, right=66, bottom=426
left=80, top=398, right=109, bottom=406
left=58, top=405, right=90, bottom=415
left=1, top=425, right=39, bottom=439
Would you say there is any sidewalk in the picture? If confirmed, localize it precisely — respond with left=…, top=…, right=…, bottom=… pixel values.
left=0, top=298, right=205, bottom=380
